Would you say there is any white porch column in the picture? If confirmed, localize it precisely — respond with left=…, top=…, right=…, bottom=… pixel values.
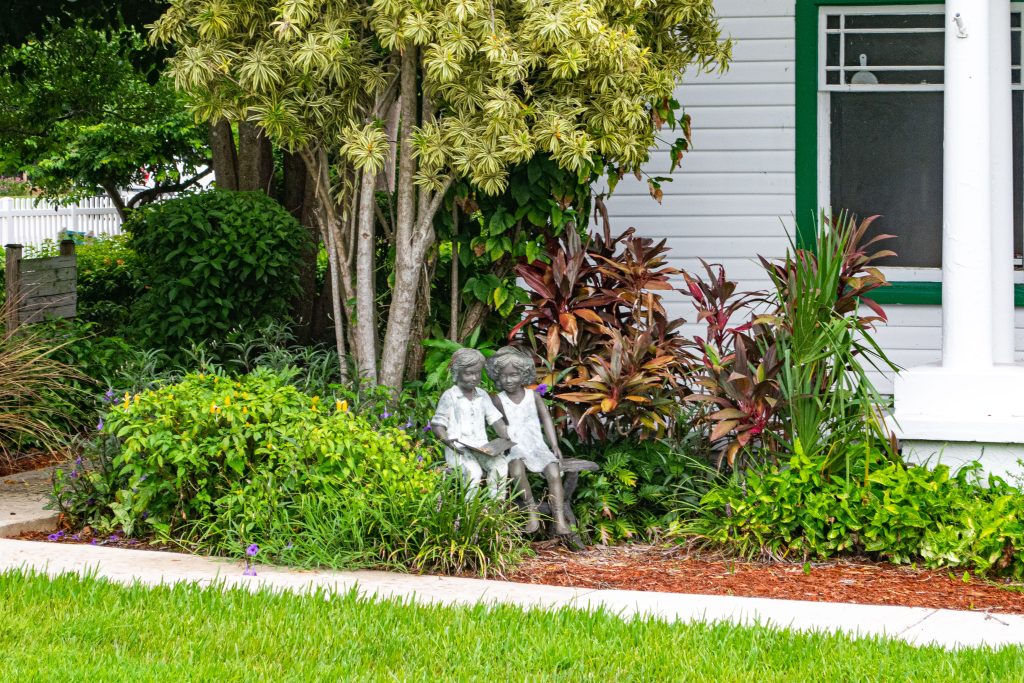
left=894, top=1, right=1024, bottom=481
left=991, top=0, right=1016, bottom=364
left=942, top=1, right=993, bottom=368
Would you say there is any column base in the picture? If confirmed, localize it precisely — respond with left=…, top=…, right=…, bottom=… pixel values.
left=893, top=363, right=1024, bottom=482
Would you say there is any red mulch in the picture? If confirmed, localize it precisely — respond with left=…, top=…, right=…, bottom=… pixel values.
left=508, top=543, right=1024, bottom=615
left=0, top=449, right=66, bottom=477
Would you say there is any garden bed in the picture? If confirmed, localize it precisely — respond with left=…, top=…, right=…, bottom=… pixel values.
left=508, top=543, right=1024, bottom=615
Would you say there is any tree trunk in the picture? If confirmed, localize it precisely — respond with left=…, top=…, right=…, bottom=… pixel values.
left=284, top=151, right=318, bottom=343
left=100, top=182, right=127, bottom=221
left=209, top=120, right=239, bottom=191
left=404, top=251, right=437, bottom=383
left=353, top=168, right=379, bottom=381
left=237, top=120, right=274, bottom=194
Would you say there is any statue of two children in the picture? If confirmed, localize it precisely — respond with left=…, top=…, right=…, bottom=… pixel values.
left=430, top=346, right=570, bottom=535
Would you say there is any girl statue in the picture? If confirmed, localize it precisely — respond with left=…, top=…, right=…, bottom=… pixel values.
left=485, top=346, right=571, bottom=535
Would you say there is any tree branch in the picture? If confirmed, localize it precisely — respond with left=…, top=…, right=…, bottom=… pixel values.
left=125, top=167, right=213, bottom=209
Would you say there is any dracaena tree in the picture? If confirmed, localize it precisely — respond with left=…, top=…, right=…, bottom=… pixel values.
left=150, top=0, right=730, bottom=389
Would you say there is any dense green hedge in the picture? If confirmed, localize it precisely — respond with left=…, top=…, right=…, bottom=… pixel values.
left=127, top=190, right=307, bottom=352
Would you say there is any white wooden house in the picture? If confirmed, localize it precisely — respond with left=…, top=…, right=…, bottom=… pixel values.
left=608, top=0, right=1024, bottom=477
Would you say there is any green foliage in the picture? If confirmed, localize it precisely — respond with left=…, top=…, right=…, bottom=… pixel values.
left=572, top=438, right=713, bottom=545
left=0, top=176, right=32, bottom=196
left=689, top=450, right=1024, bottom=579
left=154, top=0, right=730, bottom=194
left=128, top=190, right=307, bottom=352
left=29, top=234, right=143, bottom=333
left=0, top=21, right=208, bottom=207
left=53, top=370, right=526, bottom=575
left=686, top=212, right=898, bottom=472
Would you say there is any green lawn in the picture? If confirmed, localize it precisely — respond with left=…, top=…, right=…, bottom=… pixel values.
left=0, top=570, right=1021, bottom=682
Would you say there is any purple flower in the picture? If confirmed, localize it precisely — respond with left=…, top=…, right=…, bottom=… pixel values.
left=72, top=534, right=81, bottom=541
left=285, top=541, right=293, bottom=550
left=96, top=418, right=104, bottom=432
left=416, top=454, right=424, bottom=463
left=90, top=539, right=98, bottom=545
left=380, top=411, right=392, bottom=419
left=422, top=425, right=432, bottom=433
left=242, top=567, right=257, bottom=577
left=70, top=470, right=79, bottom=480
left=103, top=389, right=114, bottom=402
left=536, top=383, right=549, bottom=396
left=108, top=534, right=120, bottom=542
left=74, top=455, right=83, bottom=466
left=246, top=543, right=259, bottom=557
left=402, top=419, right=413, bottom=430
left=47, top=531, right=64, bottom=541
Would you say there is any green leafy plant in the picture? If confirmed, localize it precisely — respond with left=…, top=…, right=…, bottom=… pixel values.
left=572, top=436, right=714, bottom=544
left=684, top=213, right=899, bottom=473
left=687, top=450, right=1024, bottom=579
left=127, top=190, right=308, bottom=353
left=53, top=370, right=526, bottom=575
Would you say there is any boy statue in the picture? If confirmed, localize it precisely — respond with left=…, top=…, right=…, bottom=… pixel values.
left=431, top=348, right=512, bottom=497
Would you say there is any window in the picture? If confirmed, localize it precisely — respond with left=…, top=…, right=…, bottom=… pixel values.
left=795, top=2, right=1024, bottom=303
left=820, top=5, right=1023, bottom=271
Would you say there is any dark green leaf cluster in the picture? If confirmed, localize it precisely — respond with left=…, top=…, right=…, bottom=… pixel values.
left=689, top=451, right=1024, bottom=579
left=127, top=190, right=307, bottom=353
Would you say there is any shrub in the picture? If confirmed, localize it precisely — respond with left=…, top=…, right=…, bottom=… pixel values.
left=571, top=436, right=714, bottom=544
left=127, top=190, right=307, bottom=352
left=513, top=224, right=691, bottom=442
left=687, top=450, right=1024, bottom=579
left=53, top=370, right=527, bottom=575
left=684, top=213, right=898, bottom=473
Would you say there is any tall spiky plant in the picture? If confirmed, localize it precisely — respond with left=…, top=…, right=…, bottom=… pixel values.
left=0, top=318, right=81, bottom=468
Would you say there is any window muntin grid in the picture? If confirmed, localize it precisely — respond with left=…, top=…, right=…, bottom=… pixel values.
left=820, top=6, right=1024, bottom=91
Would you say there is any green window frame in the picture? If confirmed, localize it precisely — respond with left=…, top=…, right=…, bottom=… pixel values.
left=794, top=0, right=1024, bottom=306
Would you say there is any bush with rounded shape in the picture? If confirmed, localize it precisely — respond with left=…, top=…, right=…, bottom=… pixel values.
left=127, top=190, right=306, bottom=351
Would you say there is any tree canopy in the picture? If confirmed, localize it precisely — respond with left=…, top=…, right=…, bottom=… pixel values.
left=0, top=21, right=209, bottom=216
left=152, top=0, right=731, bottom=387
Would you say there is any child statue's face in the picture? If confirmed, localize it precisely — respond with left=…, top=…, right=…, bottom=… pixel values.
left=497, top=367, right=524, bottom=394
left=455, top=362, right=483, bottom=391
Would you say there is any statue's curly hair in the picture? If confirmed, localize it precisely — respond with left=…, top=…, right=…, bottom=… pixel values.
left=448, top=347, right=486, bottom=381
left=484, top=346, right=536, bottom=386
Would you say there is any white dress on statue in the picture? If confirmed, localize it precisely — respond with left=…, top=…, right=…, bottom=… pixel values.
left=498, top=389, right=558, bottom=473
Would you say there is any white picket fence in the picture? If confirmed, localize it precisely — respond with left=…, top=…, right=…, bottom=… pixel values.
left=0, top=196, right=123, bottom=248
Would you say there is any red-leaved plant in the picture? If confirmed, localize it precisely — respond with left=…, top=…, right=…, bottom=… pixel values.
left=512, top=215, right=691, bottom=442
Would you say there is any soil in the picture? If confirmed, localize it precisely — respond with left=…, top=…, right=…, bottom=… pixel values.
left=508, top=543, right=1024, bottom=615
left=0, top=450, right=67, bottom=478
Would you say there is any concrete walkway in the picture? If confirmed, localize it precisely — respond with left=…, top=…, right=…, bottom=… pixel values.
left=1, top=537, right=1022, bottom=651
left=0, top=467, right=59, bottom=537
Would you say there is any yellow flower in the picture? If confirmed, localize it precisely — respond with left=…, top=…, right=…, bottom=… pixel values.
left=337, top=400, right=349, bottom=413
left=224, top=396, right=231, bottom=407
left=242, top=406, right=248, bottom=415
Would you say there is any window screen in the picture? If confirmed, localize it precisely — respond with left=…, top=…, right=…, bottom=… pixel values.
left=821, top=7, right=1024, bottom=269
left=830, top=92, right=943, bottom=267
